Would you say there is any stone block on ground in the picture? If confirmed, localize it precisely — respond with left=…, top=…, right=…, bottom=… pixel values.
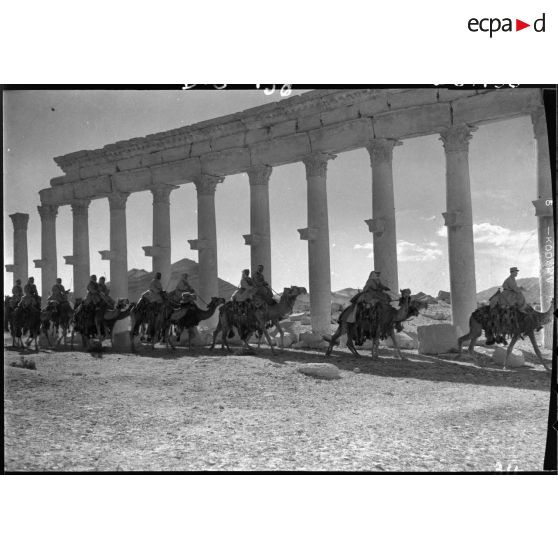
left=297, top=363, right=342, bottom=380
left=383, top=332, right=417, bottom=350
left=112, top=316, right=131, bottom=350
left=417, top=324, right=458, bottom=355
left=289, top=313, right=305, bottom=322
left=276, top=332, right=297, bottom=347
left=298, top=332, right=329, bottom=349
left=277, top=320, right=297, bottom=335
left=492, top=347, right=525, bottom=368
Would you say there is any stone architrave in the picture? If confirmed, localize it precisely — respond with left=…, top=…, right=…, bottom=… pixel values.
left=440, top=124, right=477, bottom=337
left=531, top=107, right=554, bottom=349
left=104, top=192, right=129, bottom=299
left=365, top=138, right=402, bottom=293
left=190, top=175, right=223, bottom=328
left=246, top=165, right=273, bottom=280
left=6, top=213, right=30, bottom=286
left=301, top=152, right=336, bottom=335
left=35, top=204, right=59, bottom=301
left=143, top=184, right=178, bottom=287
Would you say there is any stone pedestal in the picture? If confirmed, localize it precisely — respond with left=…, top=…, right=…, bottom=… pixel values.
left=366, top=139, right=401, bottom=293
left=143, top=185, right=177, bottom=287
left=7, top=213, right=29, bottom=285
left=246, top=165, right=273, bottom=280
left=35, top=205, right=58, bottom=301
left=190, top=175, right=222, bottom=328
left=104, top=193, right=129, bottom=299
left=440, top=125, right=477, bottom=337
left=300, top=153, right=335, bottom=335
left=532, top=107, right=555, bottom=349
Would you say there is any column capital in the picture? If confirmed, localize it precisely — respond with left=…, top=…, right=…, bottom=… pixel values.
left=5, top=264, right=16, bottom=273
left=303, top=152, right=336, bottom=179
left=439, top=125, right=477, bottom=153
left=71, top=199, right=91, bottom=216
left=247, top=165, right=273, bottom=186
left=64, top=255, right=77, bottom=266
left=33, top=259, right=44, bottom=268
left=297, top=227, right=319, bottom=241
left=9, top=213, right=29, bottom=230
left=108, top=192, right=129, bottom=210
left=365, top=218, right=386, bottom=235
left=151, top=184, right=179, bottom=204
left=99, top=250, right=117, bottom=261
left=194, top=175, right=224, bottom=196
left=531, top=106, right=548, bottom=140
left=142, top=246, right=163, bottom=257
left=37, top=204, right=59, bottom=220
left=366, top=139, right=402, bottom=165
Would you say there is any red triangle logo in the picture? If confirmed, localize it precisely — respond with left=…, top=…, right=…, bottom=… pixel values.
left=516, top=19, right=530, bottom=31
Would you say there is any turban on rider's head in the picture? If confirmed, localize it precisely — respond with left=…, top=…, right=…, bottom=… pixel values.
left=510, top=267, right=519, bottom=273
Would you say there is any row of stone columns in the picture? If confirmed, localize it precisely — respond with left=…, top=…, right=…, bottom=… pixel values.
left=7, top=119, right=552, bottom=346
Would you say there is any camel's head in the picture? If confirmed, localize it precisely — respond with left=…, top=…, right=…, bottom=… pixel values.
left=211, top=297, right=226, bottom=307
left=116, top=298, right=130, bottom=309
left=285, top=286, right=308, bottom=297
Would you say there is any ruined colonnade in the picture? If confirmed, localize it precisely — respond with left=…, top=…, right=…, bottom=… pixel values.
left=5, top=88, right=555, bottom=346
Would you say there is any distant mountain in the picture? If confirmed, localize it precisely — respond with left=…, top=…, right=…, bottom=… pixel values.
left=476, top=277, right=540, bottom=305
left=109, top=258, right=237, bottom=302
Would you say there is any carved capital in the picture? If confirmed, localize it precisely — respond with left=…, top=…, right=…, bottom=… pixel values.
left=108, top=192, right=129, bottom=211
left=151, top=184, right=178, bottom=204
left=9, top=213, right=29, bottom=230
left=64, top=255, right=77, bottom=266
left=531, top=106, right=548, bottom=141
left=439, top=125, right=476, bottom=153
left=247, top=165, right=272, bottom=186
left=37, top=204, right=58, bottom=221
left=188, top=239, right=210, bottom=251
left=71, top=199, right=91, bottom=216
left=194, top=175, right=223, bottom=196
left=33, top=259, right=44, bottom=268
left=243, top=233, right=262, bottom=246
left=303, top=152, right=336, bottom=179
left=366, top=139, right=402, bottom=166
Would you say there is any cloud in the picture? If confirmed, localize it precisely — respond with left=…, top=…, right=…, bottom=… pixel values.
left=397, top=240, right=443, bottom=262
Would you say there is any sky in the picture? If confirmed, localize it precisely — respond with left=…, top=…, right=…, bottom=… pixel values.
left=3, top=88, right=544, bottom=297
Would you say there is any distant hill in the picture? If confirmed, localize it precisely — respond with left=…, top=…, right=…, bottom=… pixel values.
left=108, top=258, right=237, bottom=302
left=476, top=277, right=540, bottom=305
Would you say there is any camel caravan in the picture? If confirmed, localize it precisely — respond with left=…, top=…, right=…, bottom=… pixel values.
left=3, top=264, right=555, bottom=369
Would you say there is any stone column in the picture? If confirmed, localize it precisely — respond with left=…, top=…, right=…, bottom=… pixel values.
left=365, top=139, right=402, bottom=293
left=531, top=107, right=555, bottom=349
left=6, top=213, right=29, bottom=285
left=69, top=200, right=91, bottom=299
left=188, top=175, right=223, bottom=328
left=143, top=184, right=178, bottom=288
left=34, top=204, right=58, bottom=301
left=244, top=165, right=273, bottom=280
left=100, top=193, right=129, bottom=299
left=440, top=125, right=478, bottom=337
left=298, top=153, right=335, bottom=335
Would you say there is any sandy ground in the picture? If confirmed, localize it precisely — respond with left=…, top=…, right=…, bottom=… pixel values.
left=4, top=327, right=553, bottom=472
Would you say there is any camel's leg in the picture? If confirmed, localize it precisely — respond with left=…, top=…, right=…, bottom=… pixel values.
left=261, top=328, right=276, bottom=355
left=210, top=324, right=220, bottom=350
left=346, top=333, right=360, bottom=357
left=325, top=327, right=343, bottom=357
left=528, top=331, right=550, bottom=371
left=503, top=335, right=519, bottom=370
left=390, top=332, right=407, bottom=360
left=456, top=331, right=472, bottom=359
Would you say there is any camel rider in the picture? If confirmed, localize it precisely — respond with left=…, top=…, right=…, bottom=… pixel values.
left=232, top=269, right=255, bottom=302
left=85, top=275, right=102, bottom=307
left=21, top=277, right=40, bottom=308
left=176, top=273, right=196, bottom=297
left=147, top=272, right=164, bottom=304
left=346, top=271, right=392, bottom=323
left=252, top=264, right=274, bottom=304
left=50, top=278, right=69, bottom=304
left=98, top=276, right=115, bottom=308
left=11, top=279, right=23, bottom=306
left=490, top=267, right=531, bottom=312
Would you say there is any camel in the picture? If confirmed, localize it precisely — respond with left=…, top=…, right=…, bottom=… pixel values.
left=325, top=289, right=424, bottom=360
left=254, top=286, right=308, bottom=348
left=210, top=300, right=275, bottom=354
left=71, top=298, right=107, bottom=349
left=168, top=297, right=225, bottom=350
left=457, top=299, right=555, bottom=371
left=41, top=300, right=74, bottom=348
left=11, top=304, right=42, bottom=351
left=129, top=295, right=177, bottom=352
